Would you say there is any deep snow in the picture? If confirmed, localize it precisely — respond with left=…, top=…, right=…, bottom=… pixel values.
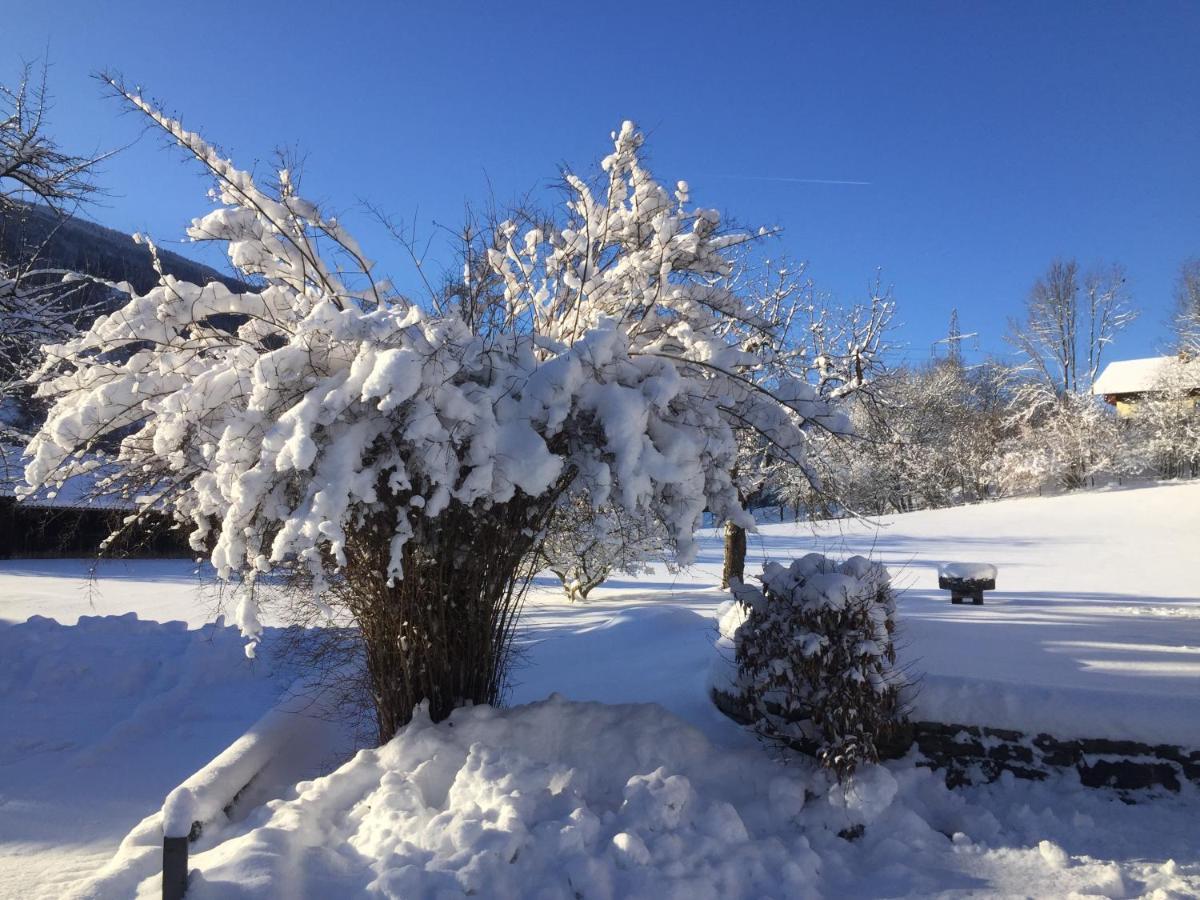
left=0, top=615, right=286, bottom=899
left=0, top=480, right=1198, bottom=897
left=78, top=697, right=1200, bottom=900
left=515, top=480, right=1200, bottom=747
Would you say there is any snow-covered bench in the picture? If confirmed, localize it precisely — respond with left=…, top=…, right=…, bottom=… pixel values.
left=938, top=562, right=997, bottom=605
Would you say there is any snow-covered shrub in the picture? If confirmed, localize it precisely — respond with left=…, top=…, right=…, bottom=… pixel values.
left=539, top=496, right=671, bottom=601
left=23, top=82, right=849, bottom=741
left=731, top=554, right=905, bottom=777
left=1023, top=390, right=1121, bottom=490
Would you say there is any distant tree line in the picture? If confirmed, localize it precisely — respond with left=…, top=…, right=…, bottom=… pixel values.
left=776, top=259, right=1199, bottom=519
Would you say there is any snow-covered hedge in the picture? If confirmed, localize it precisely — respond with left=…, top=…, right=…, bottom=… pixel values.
left=730, top=555, right=906, bottom=777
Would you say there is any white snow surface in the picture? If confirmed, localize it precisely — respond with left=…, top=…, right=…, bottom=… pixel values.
left=0, top=615, right=275, bottom=898
left=511, top=480, right=1200, bottom=748
left=87, top=696, right=1200, bottom=900
left=1, top=480, right=1199, bottom=897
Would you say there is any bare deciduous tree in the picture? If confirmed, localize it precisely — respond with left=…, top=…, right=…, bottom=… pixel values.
left=1007, top=259, right=1136, bottom=397
left=1173, top=258, right=1200, bottom=356
left=1, top=62, right=109, bottom=215
left=1, top=62, right=111, bottom=440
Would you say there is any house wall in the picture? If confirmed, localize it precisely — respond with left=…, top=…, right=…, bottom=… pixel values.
left=1108, top=394, right=1198, bottom=418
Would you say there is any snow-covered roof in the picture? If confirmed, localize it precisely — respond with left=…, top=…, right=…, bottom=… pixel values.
left=1091, top=355, right=1200, bottom=396
left=0, top=443, right=133, bottom=510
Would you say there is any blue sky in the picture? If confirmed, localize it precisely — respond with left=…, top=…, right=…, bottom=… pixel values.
left=6, top=1, right=1199, bottom=366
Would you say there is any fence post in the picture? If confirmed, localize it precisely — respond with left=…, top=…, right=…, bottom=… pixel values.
left=163, top=835, right=188, bottom=900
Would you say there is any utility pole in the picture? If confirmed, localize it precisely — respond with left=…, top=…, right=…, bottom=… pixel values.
left=931, top=308, right=977, bottom=364
left=946, top=308, right=962, bottom=365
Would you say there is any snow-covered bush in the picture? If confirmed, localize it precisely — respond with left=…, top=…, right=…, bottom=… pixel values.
left=731, top=554, right=905, bottom=777
left=23, top=82, right=849, bottom=740
left=1009, top=388, right=1121, bottom=490
left=539, top=496, right=671, bottom=601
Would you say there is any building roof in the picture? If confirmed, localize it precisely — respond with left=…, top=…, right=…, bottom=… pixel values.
left=0, top=443, right=134, bottom=511
left=1091, top=355, right=1200, bottom=397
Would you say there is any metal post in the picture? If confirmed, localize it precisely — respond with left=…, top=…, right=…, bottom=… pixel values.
left=163, top=836, right=188, bottom=900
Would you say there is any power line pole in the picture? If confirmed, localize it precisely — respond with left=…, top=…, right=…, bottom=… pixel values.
left=931, top=307, right=977, bottom=364
left=946, top=308, right=962, bottom=365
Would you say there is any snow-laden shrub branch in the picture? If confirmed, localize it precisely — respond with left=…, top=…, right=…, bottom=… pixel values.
left=731, top=555, right=906, bottom=777
left=23, top=85, right=848, bottom=698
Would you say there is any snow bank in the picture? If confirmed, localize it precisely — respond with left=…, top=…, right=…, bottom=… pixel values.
left=162, top=672, right=351, bottom=838
left=132, top=696, right=835, bottom=899
left=76, top=676, right=352, bottom=900
left=97, top=696, right=1200, bottom=899
left=0, top=613, right=298, bottom=899
left=0, top=613, right=277, bottom=770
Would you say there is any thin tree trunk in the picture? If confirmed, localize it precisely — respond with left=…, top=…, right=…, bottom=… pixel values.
left=721, top=517, right=747, bottom=590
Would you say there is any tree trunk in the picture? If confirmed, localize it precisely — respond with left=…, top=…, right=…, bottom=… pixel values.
left=721, top=517, right=747, bottom=590
left=341, top=493, right=558, bottom=743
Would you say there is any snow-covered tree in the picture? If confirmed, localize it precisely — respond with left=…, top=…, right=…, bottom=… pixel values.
left=789, top=356, right=1016, bottom=516
left=1042, top=391, right=1119, bottom=488
left=1, top=64, right=103, bottom=210
left=0, top=264, right=103, bottom=439
left=720, top=271, right=895, bottom=584
left=808, top=272, right=896, bottom=402
left=1001, top=260, right=1135, bottom=490
left=1121, top=357, right=1200, bottom=480
left=1006, top=259, right=1135, bottom=399
left=538, top=496, right=670, bottom=602
left=24, top=85, right=850, bottom=740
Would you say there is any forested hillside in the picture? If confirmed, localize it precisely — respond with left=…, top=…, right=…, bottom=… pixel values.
left=0, top=200, right=243, bottom=296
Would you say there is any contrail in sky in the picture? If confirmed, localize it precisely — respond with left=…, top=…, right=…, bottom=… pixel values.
left=707, top=173, right=872, bottom=186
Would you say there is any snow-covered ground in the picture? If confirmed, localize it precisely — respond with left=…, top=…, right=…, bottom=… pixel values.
left=516, top=480, right=1200, bottom=747
left=0, top=616, right=286, bottom=899
left=0, top=481, right=1198, bottom=897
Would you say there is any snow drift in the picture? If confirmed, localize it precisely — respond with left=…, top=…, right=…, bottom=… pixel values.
left=85, top=694, right=1200, bottom=900
left=106, top=696, right=839, bottom=899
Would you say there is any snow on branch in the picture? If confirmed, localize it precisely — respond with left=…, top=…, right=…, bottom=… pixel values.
left=24, top=96, right=849, bottom=648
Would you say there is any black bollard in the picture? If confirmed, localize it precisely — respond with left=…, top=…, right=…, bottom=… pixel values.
left=163, top=835, right=188, bottom=900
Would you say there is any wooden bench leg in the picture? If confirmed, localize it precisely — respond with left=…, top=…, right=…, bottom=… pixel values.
left=951, top=593, right=963, bottom=604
